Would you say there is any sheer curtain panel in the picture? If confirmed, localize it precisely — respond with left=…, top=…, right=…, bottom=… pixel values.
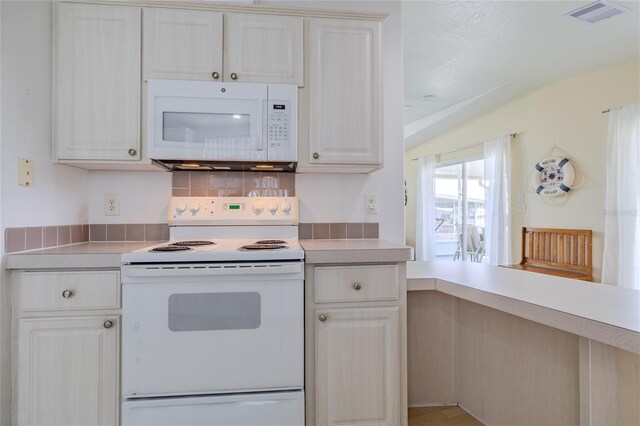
left=484, top=135, right=511, bottom=265
left=416, top=155, right=436, bottom=261
left=602, top=103, right=640, bottom=289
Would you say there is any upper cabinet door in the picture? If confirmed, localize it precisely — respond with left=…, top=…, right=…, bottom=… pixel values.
left=55, top=3, right=141, bottom=161
left=226, top=13, right=303, bottom=85
left=308, top=18, right=382, bottom=166
left=143, top=8, right=223, bottom=81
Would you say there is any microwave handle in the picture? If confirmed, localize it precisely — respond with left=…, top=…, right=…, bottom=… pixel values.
left=256, top=100, right=266, bottom=152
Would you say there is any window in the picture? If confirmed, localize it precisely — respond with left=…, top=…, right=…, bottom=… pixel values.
left=434, top=159, right=485, bottom=262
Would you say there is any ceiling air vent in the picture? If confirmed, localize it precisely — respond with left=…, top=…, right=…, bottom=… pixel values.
left=566, top=0, right=630, bottom=24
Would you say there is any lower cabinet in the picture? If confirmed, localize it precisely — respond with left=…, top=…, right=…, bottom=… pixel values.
left=13, top=270, right=121, bottom=425
left=306, top=263, right=407, bottom=426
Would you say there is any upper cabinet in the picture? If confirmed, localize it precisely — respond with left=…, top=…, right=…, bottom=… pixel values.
left=225, top=13, right=303, bottom=85
left=298, top=18, right=383, bottom=173
left=143, top=9, right=303, bottom=85
left=55, top=3, right=142, bottom=162
left=143, top=9, right=223, bottom=81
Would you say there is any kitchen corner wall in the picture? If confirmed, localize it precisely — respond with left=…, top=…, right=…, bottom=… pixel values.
left=405, top=60, right=640, bottom=282
left=88, top=0, right=406, bottom=243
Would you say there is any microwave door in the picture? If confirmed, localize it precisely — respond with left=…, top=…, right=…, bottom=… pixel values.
left=151, top=97, right=267, bottom=162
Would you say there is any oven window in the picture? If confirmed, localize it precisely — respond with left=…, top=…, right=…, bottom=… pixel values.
left=163, top=112, right=251, bottom=143
left=168, top=292, right=261, bottom=332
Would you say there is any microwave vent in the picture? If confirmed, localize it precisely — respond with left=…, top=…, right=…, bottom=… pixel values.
left=566, top=0, right=630, bottom=23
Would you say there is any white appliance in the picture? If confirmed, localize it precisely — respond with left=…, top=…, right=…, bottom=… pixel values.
left=121, top=196, right=304, bottom=425
left=147, top=80, right=298, bottom=171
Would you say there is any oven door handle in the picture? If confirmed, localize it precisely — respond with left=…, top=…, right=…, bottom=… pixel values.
left=122, top=262, right=303, bottom=278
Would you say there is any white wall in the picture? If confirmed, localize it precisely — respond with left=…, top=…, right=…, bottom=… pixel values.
left=405, top=60, right=640, bottom=282
left=88, top=171, right=171, bottom=224
left=1, top=1, right=88, bottom=228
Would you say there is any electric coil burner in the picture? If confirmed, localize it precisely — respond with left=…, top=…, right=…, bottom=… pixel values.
left=171, top=240, right=216, bottom=247
left=121, top=196, right=304, bottom=426
left=240, top=244, right=288, bottom=250
left=151, top=246, right=191, bottom=252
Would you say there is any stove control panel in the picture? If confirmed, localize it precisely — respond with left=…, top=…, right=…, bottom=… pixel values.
left=169, top=196, right=299, bottom=225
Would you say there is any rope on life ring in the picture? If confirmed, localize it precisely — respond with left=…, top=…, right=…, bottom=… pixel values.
left=532, top=157, right=575, bottom=198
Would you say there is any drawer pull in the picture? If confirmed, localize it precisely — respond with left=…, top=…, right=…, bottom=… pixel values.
left=230, top=72, right=239, bottom=80
left=103, top=320, right=113, bottom=329
left=318, top=313, right=328, bottom=322
left=352, top=282, right=362, bottom=291
left=61, top=289, right=73, bottom=298
left=211, top=71, right=220, bottom=79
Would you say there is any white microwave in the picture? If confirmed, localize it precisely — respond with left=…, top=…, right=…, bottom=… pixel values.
left=147, top=80, right=297, bottom=171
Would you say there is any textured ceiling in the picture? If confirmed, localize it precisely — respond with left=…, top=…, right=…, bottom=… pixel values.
left=403, top=0, right=640, bottom=150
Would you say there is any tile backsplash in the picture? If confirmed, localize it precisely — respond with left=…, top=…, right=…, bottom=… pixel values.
left=172, top=171, right=295, bottom=197
left=298, top=223, right=379, bottom=240
left=4, top=223, right=169, bottom=253
left=5, top=225, right=89, bottom=253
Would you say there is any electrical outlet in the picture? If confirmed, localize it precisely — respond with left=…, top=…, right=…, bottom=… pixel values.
left=105, top=194, right=120, bottom=216
left=365, top=194, right=378, bottom=214
left=516, top=202, right=526, bottom=214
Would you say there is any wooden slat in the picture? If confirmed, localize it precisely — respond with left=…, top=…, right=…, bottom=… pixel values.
left=512, top=227, right=593, bottom=281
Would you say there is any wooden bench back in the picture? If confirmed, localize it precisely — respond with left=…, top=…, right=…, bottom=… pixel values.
left=521, top=227, right=592, bottom=275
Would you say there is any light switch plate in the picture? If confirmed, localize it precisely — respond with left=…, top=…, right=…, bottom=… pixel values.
left=18, top=158, right=33, bottom=187
left=516, top=202, right=526, bottom=214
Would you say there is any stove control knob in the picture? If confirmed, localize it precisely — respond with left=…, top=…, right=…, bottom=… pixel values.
left=189, top=202, right=201, bottom=215
left=252, top=202, right=264, bottom=215
left=176, top=201, right=187, bottom=214
left=280, top=201, right=292, bottom=213
left=267, top=202, right=278, bottom=214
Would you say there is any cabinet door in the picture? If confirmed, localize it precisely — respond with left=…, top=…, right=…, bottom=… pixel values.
left=17, top=316, right=119, bottom=425
left=315, top=307, right=400, bottom=426
left=308, top=18, right=382, bottom=166
left=226, top=13, right=303, bottom=85
left=143, top=8, right=223, bottom=81
left=55, top=3, right=141, bottom=161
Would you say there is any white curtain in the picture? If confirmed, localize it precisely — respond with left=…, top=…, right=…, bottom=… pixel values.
left=416, top=155, right=437, bottom=261
left=484, top=135, right=511, bottom=265
left=602, top=103, right=640, bottom=289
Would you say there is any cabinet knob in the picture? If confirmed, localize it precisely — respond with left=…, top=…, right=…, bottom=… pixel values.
left=211, top=71, right=220, bottom=80
left=353, top=282, right=362, bottom=291
left=128, top=148, right=137, bottom=156
left=103, top=320, right=113, bottom=329
left=318, top=313, right=328, bottom=322
left=313, top=152, right=320, bottom=159
left=61, top=289, right=73, bottom=298
left=230, top=72, right=238, bottom=80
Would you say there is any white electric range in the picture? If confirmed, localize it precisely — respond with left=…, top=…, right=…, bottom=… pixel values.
left=121, top=196, right=304, bottom=426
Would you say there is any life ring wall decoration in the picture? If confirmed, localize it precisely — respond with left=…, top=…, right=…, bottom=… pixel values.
left=533, top=157, right=575, bottom=197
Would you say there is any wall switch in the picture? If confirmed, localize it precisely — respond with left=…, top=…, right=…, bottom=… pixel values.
left=105, top=194, right=120, bottom=216
left=365, top=194, right=378, bottom=214
left=517, top=193, right=525, bottom=203
left=516, top=202, right=526, bottom=214
left=18, top=158, right=33, bottom=187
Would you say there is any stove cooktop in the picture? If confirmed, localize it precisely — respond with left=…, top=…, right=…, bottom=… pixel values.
left=123, top=237, right=303, bottom=263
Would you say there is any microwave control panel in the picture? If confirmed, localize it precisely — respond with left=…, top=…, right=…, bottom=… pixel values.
left=267, top=101, right=290, bottom=148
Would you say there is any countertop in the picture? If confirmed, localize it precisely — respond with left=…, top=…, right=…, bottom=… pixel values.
left=4, top=242, right=156, bottom=269
left=300, top=239, right=414, bottom=264
left=4, top=239, right=414, bottom=269
left=408, top=261, right=640, bottom=354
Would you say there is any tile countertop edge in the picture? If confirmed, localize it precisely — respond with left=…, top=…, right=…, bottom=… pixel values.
left=300, top=239, right=414, bottom=264
left=407, top=260, right=640, bottom=355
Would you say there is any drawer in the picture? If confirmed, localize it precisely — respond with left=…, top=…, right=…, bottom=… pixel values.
left=18, top=271, right=121, bottom=312
left=314, top=265, right=399, bottom=303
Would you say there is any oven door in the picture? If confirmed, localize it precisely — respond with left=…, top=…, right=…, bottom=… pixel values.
left=147, top=80, right=267, bottom=162
left=122, top=262, right=303, bottom=398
